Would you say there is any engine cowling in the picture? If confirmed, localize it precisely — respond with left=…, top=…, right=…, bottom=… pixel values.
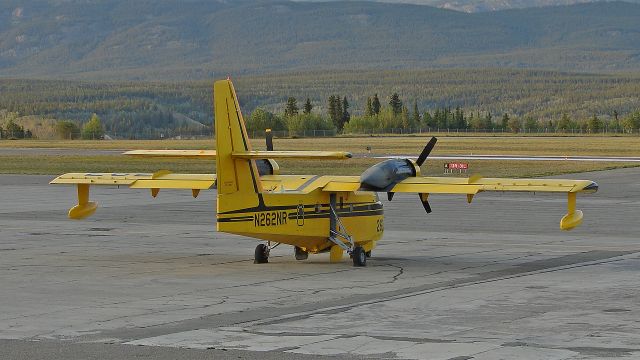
left=359, top=159, right=420, bottom=191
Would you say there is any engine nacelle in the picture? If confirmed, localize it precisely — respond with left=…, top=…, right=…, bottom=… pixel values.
left=359, top=159, right=421, bottom=191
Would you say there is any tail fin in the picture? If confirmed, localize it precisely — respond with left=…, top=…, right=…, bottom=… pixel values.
left=214, top=79, right=262, bottom=198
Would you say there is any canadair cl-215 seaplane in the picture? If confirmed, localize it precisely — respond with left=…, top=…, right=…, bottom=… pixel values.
left=51, top=79, right=598, bottom=267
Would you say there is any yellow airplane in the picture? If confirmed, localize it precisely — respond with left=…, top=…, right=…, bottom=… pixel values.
left=51, top=79, right=598, bottom=267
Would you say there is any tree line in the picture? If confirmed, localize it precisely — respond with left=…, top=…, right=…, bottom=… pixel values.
left=246, top=94, right=640, bottom=134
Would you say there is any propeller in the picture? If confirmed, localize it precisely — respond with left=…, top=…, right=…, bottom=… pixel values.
left=416, top=136, right=437, bottom=166
left=256, top=128, right=276, bottom=176
left=266, top=128, right=273, bottom=151
left=415, top=137, right=437, bottom=213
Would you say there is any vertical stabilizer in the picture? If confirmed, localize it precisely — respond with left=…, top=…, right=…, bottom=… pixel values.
left=214, top=80, right=261, bottom=213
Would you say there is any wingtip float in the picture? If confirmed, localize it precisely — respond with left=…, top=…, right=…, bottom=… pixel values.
left=51, top=78, right=598, bottom=266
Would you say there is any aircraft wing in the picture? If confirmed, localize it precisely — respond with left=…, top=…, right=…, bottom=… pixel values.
left=50, top=171, right=216, bottom=219
left=387, top=176, right=597, bottom=194
left=322, top=175, right=597, bottom=230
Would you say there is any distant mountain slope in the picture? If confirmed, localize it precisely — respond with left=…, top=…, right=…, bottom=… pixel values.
left=1, top=0, right=640, bottom=80
left=298, top=0, right=640, bottom=13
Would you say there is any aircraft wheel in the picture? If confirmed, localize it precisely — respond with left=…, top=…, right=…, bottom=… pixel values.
left=365, top=250, right=372, bottom=258
left=294, top=246, right=308, bottom=261
left=254, top=244, right=269, bottom=264
left=352, top=246, right=367, bottom=267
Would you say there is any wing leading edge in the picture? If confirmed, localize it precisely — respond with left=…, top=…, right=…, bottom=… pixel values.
left=50, top=171, right=216, bottom=219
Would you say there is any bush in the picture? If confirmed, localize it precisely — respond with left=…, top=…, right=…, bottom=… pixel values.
left=285, top=113, right=335, bottom=134
left=246, top=108, right=286, bottom=132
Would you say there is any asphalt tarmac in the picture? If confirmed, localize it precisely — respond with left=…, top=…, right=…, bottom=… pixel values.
left=1, top=168, right=639, bottom=359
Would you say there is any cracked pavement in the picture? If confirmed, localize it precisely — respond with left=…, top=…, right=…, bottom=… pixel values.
left=1, top=168, right=639, bottom=359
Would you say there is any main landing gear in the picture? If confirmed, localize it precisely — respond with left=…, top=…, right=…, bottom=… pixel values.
left=254, top=244, right=269, bottom=264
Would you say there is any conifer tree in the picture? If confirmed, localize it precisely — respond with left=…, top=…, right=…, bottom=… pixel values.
left=303, top=98, right=313, bottom=115
left=412, top=100, right=420, bottom=126
left=365, top=97, right=373, bottom=117
left=372, top=94, right=381, bottom=115
left=587, top=114, right=603, bottom=133
left=501, top=113, right=509, bottom=130
left=328, top=95, right=337, bottom=121
left=284, top=97, right=299, bottom=117
left=423, top=111, right=433, bottom=128
left=341, top=96, right=350, bottom=127
left=389, top=93, right=402, bottom=116
left=557, top=113, right=572, bottom=131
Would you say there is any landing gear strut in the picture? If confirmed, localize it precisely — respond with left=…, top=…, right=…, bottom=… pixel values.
left=254, top=244, right=269, bottom=264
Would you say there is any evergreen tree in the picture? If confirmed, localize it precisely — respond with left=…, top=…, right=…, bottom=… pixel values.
left=303, top=98, right=313, bottom=115
left=612, top=110, right=620, bottom=131
left=435, top=108, right=448, bottom=128
left=341, top=96, right=350, bottom=129
left=372, top=94, right=381, bottom=115
left=453, top=106, right=465, bottom=129
left=412, top=100, right=420, bottom=126
left=423, top=111, right=434, bottom=128
left=284, top=97, right=299, bottom=117
left=587, top=114, right=603, bottom=133
left=501, top=113, right=510, bottom=129
left=524, top=117, right=538, bottom=131
left=335, top=95, right=343, bottom=128
left=389, top=93, right=403, bottom=116
left=365, top=97, right=373, bottom=117
left=557, top=113, right=573, bottom=132
left=328, top=95, right=338, bottom=123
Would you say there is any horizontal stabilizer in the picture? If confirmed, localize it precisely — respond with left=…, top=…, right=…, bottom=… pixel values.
left=232, top=150, right=352, bottom=160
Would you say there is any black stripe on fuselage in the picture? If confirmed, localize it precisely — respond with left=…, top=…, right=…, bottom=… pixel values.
left=218, top=208, right=383, bottom=223
left=218, top=201, right=382, bottom=215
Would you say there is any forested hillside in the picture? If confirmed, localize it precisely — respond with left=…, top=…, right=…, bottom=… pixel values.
left=2, top=69, right=640, bottom=138
left=301, top=0, right=640, bottom=13
left=1, top=1, right=640, bottom=79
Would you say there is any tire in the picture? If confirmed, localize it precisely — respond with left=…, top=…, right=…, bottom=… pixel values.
left=352, top=246, right=367, bottom=267
left=254, top=244, right=269, bottom=264
left=294, top=246, right=308, bottom=261
left=365, top=250, right=372, bottom=258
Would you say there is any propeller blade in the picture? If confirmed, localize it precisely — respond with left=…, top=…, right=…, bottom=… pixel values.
left=415, top=137, right=438, bottom=166
left=266, top=129, right=273, bottom=151
left=387, top=192, right=395, bottom=201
